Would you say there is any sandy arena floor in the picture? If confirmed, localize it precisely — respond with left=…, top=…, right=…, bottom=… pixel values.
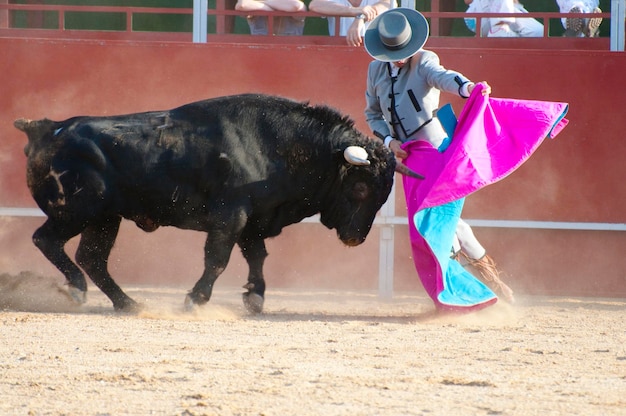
left=1, top=272, right=625, bottom=416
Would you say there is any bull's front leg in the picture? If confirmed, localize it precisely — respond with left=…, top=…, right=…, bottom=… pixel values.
left=185, top=230, right=239, bottom=310
left=32, top=219, right=88, bottom=304
left=239, top=237, right=267, bottom=314
left=75, top=216, right=138, bottom=312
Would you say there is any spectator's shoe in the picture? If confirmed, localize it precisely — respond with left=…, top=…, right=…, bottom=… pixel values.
left=564, top=6, right=584, bottom=37
left=462, top=253, right=516, bottom=303
left=584, top=7, right=602, bottom=37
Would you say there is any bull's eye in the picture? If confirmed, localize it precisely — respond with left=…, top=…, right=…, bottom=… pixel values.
left=352, top=182, right=370, bottom=200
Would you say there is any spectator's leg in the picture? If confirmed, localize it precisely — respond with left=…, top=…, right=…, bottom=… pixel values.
left=564, top=5, right=584, bottom=37
left=488, top=23, right=520, bottom=37
left=246, top=16, right=269, bottom=35
left=274, top=16, right=305, bottom=36
left=511, top=4, right=545, bottom=38
left=437, top=0, right=456, bottom=36
left=512, top=17, right=545, bottom=37
left=225, top=0, right=237, bottom=32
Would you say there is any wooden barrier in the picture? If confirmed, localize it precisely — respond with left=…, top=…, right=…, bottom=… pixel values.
left=1, top=36, right=624, bottom=297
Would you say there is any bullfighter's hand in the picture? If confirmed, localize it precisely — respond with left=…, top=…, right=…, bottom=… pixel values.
left=389, top=139, right=407, bottom=159
left=469, top=82, right=491, bottom=96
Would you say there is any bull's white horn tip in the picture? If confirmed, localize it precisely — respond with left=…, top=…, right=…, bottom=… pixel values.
left=344, top=146, right=370, bottom=166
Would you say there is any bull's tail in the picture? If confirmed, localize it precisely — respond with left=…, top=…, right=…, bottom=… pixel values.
left=14, top=118, right=57, bottom=136
left=14, top=118, right=59, bottom=154
left=16, top=118, right=47, bottom=156
left=14, top=118, right=31, bottom=132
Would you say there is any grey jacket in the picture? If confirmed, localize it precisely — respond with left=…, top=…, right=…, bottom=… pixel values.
left=365, top=49, right=471, bottom=146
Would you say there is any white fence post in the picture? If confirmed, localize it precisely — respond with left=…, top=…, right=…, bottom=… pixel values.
left=611, top=0, right=625, bottom=51
left=193, top=0, right=208, bottom=43
left=378, top=181, right=397, bottom=299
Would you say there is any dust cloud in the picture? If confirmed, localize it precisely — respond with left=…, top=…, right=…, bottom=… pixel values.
left=0, top=269, right=521, bottom=330
left=0, top=272, right=80, bottom=313
left=0, top=271, right=245, bottom=321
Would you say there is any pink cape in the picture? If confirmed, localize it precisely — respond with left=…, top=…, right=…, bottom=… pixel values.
left=401, top=84, right=569, bottom=310
left=404, top=83, right=569, bottom=211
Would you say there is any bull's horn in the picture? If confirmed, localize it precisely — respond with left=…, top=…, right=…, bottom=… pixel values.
left=14, top=118, right=31, bottom=132
left=395, top=162, right=424, bottom=179
left=344, top=146, right=370, bottom=166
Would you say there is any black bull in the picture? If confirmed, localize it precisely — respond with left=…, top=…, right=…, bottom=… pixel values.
left=14, top=94, right=419, bottom=313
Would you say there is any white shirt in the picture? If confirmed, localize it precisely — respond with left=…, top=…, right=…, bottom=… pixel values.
left=325, top=0, right=381, bottom=36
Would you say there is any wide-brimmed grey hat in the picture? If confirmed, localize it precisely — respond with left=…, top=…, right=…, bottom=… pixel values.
left=364, top=8, right=429, bottom=62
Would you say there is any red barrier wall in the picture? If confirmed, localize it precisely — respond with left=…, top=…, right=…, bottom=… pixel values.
left=1, top=37, right=625, bottom=297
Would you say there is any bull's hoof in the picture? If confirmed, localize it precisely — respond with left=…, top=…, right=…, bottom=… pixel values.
left=242, top=292, right=264, bottom=314
left=67, top=285, right=87, bottom=305
left=183, top=291, right=210, bottom=312
left=113, top=298, right=141, bottom=313
left=183, top=294, right=199, bottom=312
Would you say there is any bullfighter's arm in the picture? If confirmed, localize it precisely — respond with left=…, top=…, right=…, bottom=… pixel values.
left=416, top=50, right=473, bottom=98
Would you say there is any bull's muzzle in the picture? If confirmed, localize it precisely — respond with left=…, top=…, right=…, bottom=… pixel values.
left=341, top=236, right=366, bottom=247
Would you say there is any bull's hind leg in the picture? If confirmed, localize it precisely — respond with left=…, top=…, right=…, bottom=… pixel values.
left=239, top=238, right=267, bottom=314
left=32, top=219, right=88, bottom=304
left=75, top=216, right=138, bottom=312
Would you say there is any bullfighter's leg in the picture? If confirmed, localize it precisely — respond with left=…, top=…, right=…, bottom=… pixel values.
left=75, top=216, right=138, bottom=312
left=32, top=219, right=88, bottom=304
left=239, top=238, right=267, bottom=314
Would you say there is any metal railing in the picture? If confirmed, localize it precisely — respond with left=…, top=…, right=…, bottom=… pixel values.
left=1, top=1, right=624, bottom=50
